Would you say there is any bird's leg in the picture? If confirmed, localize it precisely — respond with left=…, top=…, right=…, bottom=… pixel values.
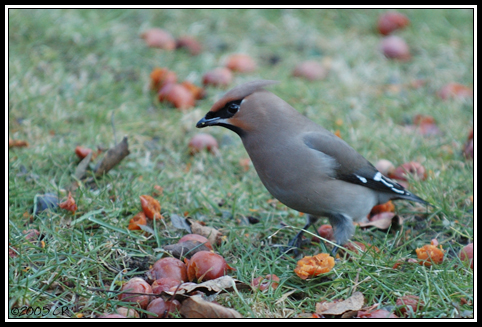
left=284, top=214, right=320, bottom=255
left=327, top=213, right=354, bottom=257
left=331, top=244, right=339, bottom=257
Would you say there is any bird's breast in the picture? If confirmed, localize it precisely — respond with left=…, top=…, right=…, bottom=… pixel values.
left=242, top=135, right=325, bottom=211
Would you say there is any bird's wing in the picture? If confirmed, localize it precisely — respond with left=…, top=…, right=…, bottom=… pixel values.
left=302, top=131, right=428, bottom=204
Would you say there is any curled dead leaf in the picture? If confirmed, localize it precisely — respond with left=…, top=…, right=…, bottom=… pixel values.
left=315, top=291, right=364, bottom=316
left=188, top=219, right=223, bottom=246
left=179, top=295, right=243, bottom=318
left=163, top=275, right=251, bottom=300
left=357, top=213, right=402, bottom=231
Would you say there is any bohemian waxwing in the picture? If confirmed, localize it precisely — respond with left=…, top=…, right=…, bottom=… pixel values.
left=197, top=80, right=430, bottom=253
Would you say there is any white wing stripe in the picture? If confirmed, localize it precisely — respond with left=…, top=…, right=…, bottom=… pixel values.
left=355, top=174, right=367, bottom=183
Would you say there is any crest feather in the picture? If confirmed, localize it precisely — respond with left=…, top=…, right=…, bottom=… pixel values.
left=210, top=80, right=279, bottom=112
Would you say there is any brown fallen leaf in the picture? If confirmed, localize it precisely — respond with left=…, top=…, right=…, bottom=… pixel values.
left=164, top=240, right=211, bottom=260
left=340, top=310, right=359, bottom=319
left=188, top=219, right=223, bottom=246
left=357, top=213, right=402, bottom=231
left=316, top=291, right=364, bottom=316
left=180, top=295, right=243, bottom=318
left=94, top=136, right=130, bottom=176
left=163, top=276, right=251, bottom=300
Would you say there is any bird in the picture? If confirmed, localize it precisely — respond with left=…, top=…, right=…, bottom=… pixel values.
left=196, top=80, right=430, bottom=254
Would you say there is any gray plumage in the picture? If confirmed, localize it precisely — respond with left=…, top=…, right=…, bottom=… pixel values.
left=197, top=80, right=430, bottom=248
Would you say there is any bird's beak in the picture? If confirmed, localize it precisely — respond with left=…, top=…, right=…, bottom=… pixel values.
left=196, top=116, right=221, bottom=128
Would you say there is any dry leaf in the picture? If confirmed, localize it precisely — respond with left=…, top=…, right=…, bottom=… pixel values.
left=163, top=275, right=251, bottom=299
left=180, top=295, right=243, bottom=318
left=357, top=213, right=402, bottom=231
left=316, top=292, right=364, bottom=316
left=188, top=219, right=223, bottom=246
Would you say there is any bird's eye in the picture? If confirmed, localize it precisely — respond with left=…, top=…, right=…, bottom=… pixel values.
left=227, top=102, right=239, bottom=114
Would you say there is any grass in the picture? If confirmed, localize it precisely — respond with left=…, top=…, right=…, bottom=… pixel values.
left=8, top=8, right=474, bottom=319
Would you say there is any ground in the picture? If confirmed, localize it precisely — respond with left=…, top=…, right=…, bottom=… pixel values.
left=8, top=8, right=473, bottom=319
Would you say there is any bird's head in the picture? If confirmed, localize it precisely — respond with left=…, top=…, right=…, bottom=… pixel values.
left=196, top=80, right=279, bottom=136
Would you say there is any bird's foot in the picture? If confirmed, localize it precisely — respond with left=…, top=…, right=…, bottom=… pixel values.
left=272, top=232, right=307, bottom=257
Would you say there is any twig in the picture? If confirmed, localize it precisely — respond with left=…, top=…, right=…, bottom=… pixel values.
left=94, top=136, right=130, bottom=176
